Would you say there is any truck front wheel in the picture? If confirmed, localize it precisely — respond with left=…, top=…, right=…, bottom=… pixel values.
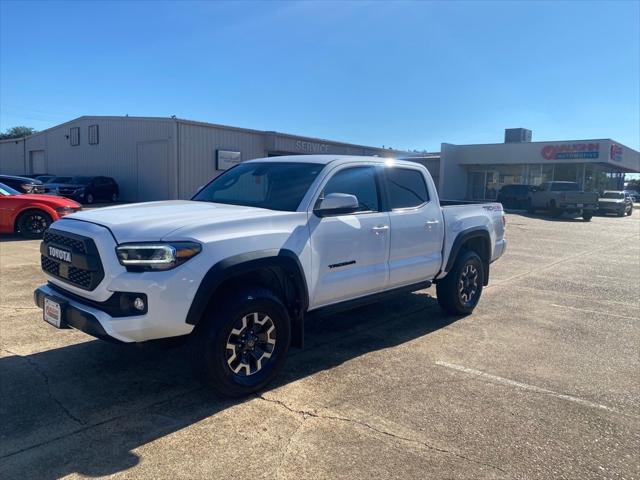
left=436, top=250, right=484, bottom=315
left=192, top=287, right=291, bottom=397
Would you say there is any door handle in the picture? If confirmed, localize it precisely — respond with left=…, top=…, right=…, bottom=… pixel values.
left=372, top=225, right=389, bottom=233
left=425, top=220, right=439, bottom=226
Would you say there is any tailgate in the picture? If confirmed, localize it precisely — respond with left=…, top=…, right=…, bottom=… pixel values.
left=565, top=192, right=598, bottom=203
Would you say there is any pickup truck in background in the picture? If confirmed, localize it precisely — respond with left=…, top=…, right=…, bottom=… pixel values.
left=526, top=181, right=598, bottom=221
left=34, top=155, right=506, bottom=396
left=598, top=190, right=634, bottom=217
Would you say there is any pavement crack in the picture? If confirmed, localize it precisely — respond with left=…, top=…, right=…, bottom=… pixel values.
left=2, top=348, right=85, bottom=426
left=275, top=413, right=306, bottom=480
left=256, top=394, right=511, bottom=477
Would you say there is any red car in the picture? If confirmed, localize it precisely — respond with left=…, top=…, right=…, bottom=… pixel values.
left=0, top=182, right=82, bottom=238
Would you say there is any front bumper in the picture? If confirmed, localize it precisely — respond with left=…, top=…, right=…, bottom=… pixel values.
left=598, top=204, right=625, bottom=213
left=35, top=285, right=122, bottom=343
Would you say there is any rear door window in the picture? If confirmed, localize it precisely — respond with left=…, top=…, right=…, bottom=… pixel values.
left=384, top=167, right=429, bottom=209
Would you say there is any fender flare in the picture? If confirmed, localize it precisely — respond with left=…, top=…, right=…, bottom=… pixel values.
left=445, top=227, right=491, bottom=285
left=185, top=249, right=309, bottom=327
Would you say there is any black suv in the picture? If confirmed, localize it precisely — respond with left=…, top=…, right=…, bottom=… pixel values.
left=0, top=174, right=45, bottom=194
left=497, top=184, right=534, bottom=209
left=55, top=176, right=119, bottom=204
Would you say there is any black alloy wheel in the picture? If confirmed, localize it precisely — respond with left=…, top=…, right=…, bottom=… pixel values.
left=225, top=312, right=277, bottom=377
left=17, top=210, right=52, bottom=239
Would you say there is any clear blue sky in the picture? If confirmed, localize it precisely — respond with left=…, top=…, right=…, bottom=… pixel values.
left=1, top=0, right=639, bottom=152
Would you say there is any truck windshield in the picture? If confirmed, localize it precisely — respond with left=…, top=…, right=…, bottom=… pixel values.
left=602, top=192, right=624, bottom=199
left=551, top=183, right=579, bottom=191
left=193, top=162, right=324, bottom=211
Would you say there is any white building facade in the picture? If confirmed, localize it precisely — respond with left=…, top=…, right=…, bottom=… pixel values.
left=439, top=130, right=640, bottom=200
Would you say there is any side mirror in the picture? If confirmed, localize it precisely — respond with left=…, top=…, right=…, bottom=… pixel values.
left=314, top=193, right=359, bottom=217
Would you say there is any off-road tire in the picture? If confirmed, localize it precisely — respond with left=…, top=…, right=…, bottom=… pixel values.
left=436, top=250, right=484, bottom=315
left=549, top=201, right=563, bottom=218
left=192, top=287, right=291, bottom=397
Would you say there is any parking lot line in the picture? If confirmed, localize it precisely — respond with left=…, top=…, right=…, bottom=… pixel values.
left=486, top=232, right=640, bottom=290
left=507, top=285, right=640, bottom=308
left=435, top=361, right=632, bottom=418
left=549, top=303, right=639, bottom=320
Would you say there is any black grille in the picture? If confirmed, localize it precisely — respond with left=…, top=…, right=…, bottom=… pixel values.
left=43, top=231, right=86, bottom=254
left=41, top=228, right=104, bottom=290
left=41, top=256, right=60, bottom=276
left=68, top=267, right=92, bottom=289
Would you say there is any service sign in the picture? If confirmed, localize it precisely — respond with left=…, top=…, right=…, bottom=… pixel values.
left=610, top=144, right=623, bottom=162
left=216, top=150, right=242, bottom=170
left=295, top=140, right=329, bottom=153
left=541, top=143, right=600, bottom=160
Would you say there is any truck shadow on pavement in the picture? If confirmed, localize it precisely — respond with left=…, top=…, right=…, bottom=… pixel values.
left=508, top=211, right=593, bottom=222
left=1, top=291, right=454, bottom=479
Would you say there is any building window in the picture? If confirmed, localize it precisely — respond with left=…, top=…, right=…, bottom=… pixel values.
left=70, top=127, right=80, bottom=146
left=88, top=125, right=99, bottom=145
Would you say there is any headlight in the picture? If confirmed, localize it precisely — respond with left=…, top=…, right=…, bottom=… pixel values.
left=116, top=242, right=201, bottom=271
left=55, top=206, right=81, bottom=217
left=21, top=183, right=34, bottom=193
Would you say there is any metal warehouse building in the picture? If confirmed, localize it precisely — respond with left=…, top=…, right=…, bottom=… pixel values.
left=0, top=116, right=422, bottom=202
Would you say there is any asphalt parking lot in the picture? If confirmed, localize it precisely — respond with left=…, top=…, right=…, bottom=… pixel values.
left=1, top=212, right=639, bottom=479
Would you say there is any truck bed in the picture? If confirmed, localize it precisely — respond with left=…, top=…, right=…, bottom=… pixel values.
left=438, top=200, right=506, bottom=277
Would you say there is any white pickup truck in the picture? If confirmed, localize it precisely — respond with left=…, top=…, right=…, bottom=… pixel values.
left=35, top=155, right=506, bottom=396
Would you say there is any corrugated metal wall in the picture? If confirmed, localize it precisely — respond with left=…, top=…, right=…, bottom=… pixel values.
left=2, top=116, right=421, bottom=201
left=0, top=139, right=26, bottom=174
left=177, top=122, right=265, bottom=199
left=4, top=118, right=176, bottom=201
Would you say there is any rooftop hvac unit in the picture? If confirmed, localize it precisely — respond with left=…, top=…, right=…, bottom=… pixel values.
left=504, top=128, right=532, bottom=143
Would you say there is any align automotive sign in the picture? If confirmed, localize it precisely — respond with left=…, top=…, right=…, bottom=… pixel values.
left=541, top=143, right=600, bottom=160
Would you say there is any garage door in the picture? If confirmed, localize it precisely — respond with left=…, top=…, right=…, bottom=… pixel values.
left=29, top=150, right=46, bottom=174
left=136, top=142, right=169, bottom=201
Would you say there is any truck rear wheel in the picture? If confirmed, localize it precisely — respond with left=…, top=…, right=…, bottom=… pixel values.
left=549, top=201, right=563, bottom=218
left=192, top=287, right=291, bottom=397
left=526, top=199, right=535, bottom=214
left=436, top=250, right=484, bottom=315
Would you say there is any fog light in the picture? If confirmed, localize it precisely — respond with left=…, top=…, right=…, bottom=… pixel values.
left=133, top=297, right=145, bottom=311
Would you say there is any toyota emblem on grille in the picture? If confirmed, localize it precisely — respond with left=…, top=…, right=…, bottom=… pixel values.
left=48, top=246, right=72, bottom=263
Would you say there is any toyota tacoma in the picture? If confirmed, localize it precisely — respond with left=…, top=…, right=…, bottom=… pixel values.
left=35, top=155, right=506, bottom=396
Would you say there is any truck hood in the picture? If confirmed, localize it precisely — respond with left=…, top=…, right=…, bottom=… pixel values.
left=66, top=200, right=285, bottom=242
